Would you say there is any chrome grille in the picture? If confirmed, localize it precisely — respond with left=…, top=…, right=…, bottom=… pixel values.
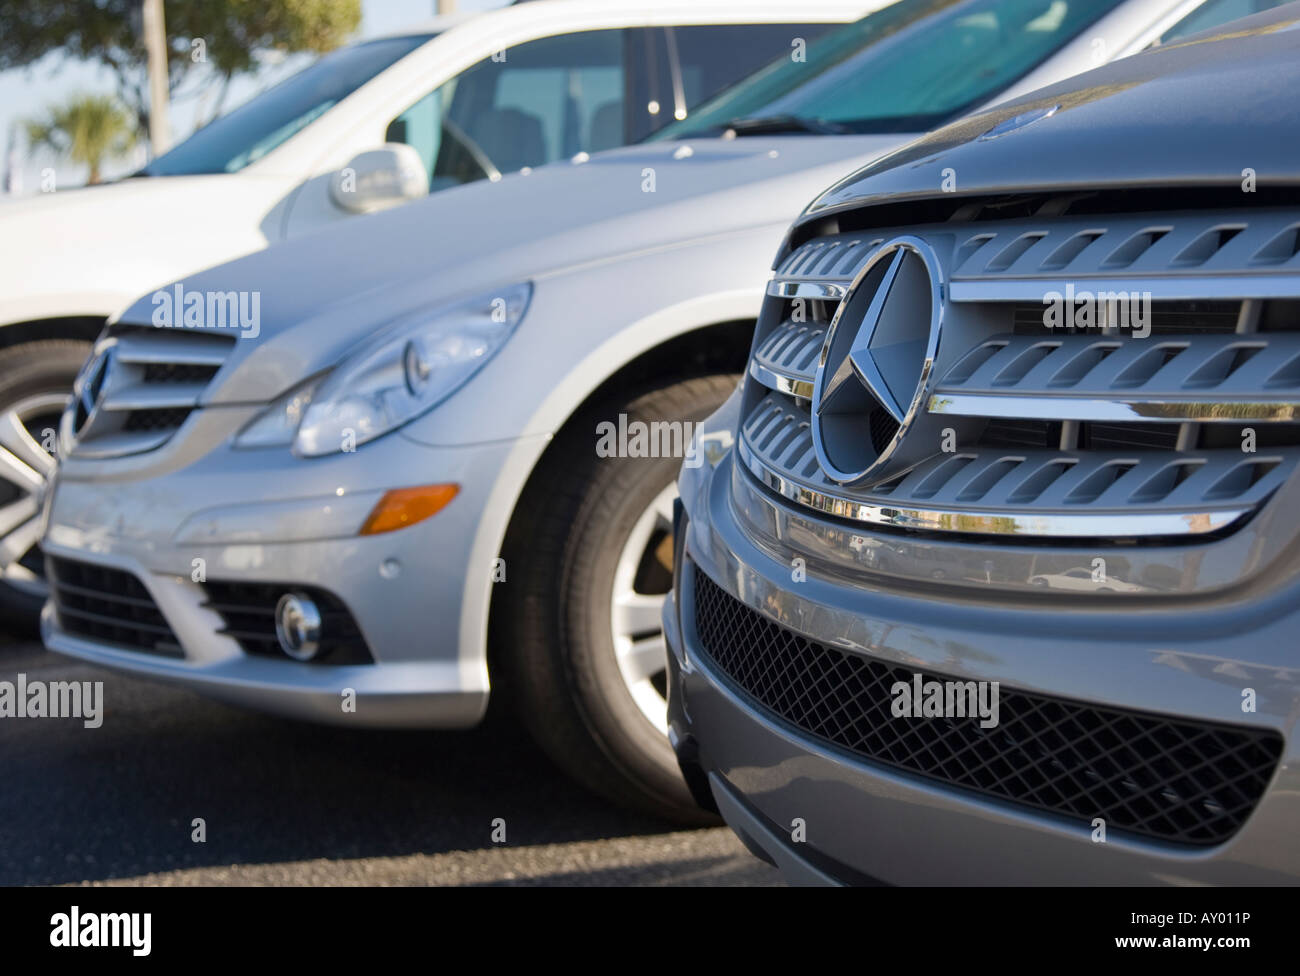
left=63, top=325, right=234, bottom=458
left=945, top=212, right=1300, bottom=295
left=931, top=331, right=1300, bottom=423
left=743, top=207, right=1300, bottom=539
left=751, top=320, right=825, bottom=398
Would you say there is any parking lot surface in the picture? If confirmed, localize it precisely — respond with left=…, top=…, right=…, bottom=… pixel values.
left=0, top=634, right=779, bottom=887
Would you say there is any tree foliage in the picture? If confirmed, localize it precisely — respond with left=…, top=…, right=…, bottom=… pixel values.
left=26, top=93, right=138, bottom=184
left=0, top=1, right=361, bottom=133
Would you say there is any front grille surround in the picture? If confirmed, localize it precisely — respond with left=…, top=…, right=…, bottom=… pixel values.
left=64, top=325, right=234, bottom=459
left=690, top=567, right=1283, bottom=847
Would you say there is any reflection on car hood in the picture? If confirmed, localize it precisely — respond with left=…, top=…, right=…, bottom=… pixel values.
left=804, top=8, right=1300, bottom=221
left=114, top=134, right=903, bottom=403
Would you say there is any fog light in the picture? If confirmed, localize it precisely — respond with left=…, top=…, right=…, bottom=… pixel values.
left=275, top=592, right=322, bottom=661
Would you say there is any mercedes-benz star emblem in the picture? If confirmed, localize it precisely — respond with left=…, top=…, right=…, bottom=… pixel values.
left=62, top=341, right=116, bottom=451
left=811, top=236, right=944, bottom=486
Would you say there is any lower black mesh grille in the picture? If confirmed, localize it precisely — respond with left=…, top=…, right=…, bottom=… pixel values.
left=141, top=362, right=221, bottom=384
left=202, top=581, right=373, bottom=664
left=48, top=557, right=182, bottom=657
left=122, top=407, right=192, bottom=432
left=691, top=569, right=1282, bottom=846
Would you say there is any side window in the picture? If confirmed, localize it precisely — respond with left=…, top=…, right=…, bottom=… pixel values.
left=1157, top=0, right=1292, bottom=44
left=386, top=29, right=626, bottom=193
left=639, top=22, right=837, bottom=135
left=664, top=23, right=837, bottom=114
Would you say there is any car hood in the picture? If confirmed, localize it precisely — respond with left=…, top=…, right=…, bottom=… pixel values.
left=114, top=134, right=902, bottom=404
left=803, top=7, right=1300, bottom=222
left=1, top=172, right=219, bottom=215
left=0, top=172, right=295, bottom=318
left=0, top=172, right=279, bottom=236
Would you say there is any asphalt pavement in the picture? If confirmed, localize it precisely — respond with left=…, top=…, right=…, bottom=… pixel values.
left=0, top=632, right=780, bottom=886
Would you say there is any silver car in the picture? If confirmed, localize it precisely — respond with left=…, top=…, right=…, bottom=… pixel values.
left=39, top=0, right=1268, bottom=821
left=668, top=5, right=1300, bottom=881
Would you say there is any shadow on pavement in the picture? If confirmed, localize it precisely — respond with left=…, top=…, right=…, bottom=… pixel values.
left=0, top=638, right=697, bottom=885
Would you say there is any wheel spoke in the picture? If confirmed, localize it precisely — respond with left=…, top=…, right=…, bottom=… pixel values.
left=619, top=634, right=668, bottom=684
left=0, top=441, right=44, bottom=495
left=0, top=513, right=42, bottom=567
left=613, top=591, right=666, bottom=639
left=0, top=392, right=68, bottom=599
left=0, top=496, right=38, bottom=538
left=2, top=560, right=38, bottom=583
left=651, top=489, right=676, bottom=525
left=608, top=482, right=680, bottom=733
left=0, top=409, right=55, bottom=477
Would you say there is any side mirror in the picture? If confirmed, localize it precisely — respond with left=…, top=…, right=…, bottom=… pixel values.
left=328, top=143, right=429, bottom=214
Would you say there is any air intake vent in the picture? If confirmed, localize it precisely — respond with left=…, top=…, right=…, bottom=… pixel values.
left=692, top=569, right=1283, bottom=846
left=202, top=581, right=374, bottom=664
left=47, top=556, right=181, bottom=657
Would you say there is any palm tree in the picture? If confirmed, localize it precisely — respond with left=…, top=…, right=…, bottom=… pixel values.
left=26, top=95, right=138, bottom=186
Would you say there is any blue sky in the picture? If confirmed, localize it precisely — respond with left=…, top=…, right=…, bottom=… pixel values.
left=1, top=0, right=506, bottom=192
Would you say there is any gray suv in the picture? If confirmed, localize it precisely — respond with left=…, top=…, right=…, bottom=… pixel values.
left=667, top=6, right=1300, bottom=884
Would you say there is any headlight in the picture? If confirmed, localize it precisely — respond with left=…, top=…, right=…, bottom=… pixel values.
left=235, top=282, right=531, bottom=456
left=234, top=376, right=321, bottom=449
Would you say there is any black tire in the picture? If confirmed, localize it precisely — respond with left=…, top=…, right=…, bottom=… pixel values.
left=496, top=373, right=737, bottom=824
left=0, top=340, right=92, bottom=634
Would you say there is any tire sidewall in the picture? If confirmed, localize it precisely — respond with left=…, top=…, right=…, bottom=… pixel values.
left=554, top=376, right=735, bottom=811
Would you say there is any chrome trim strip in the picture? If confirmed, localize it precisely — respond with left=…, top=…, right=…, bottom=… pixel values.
left=112, top=335, right=231, bottom=366
left=767, top=280, right=848, bottom=300
left=101, top=382, right=207, bottom=412
left=736, top=438, right=1248, bottom=538
left=749, top=360, right=814, bottom=399
left=950, top=276, right=1300, bottom=303
left=927, top=392, right=1300, bottom=423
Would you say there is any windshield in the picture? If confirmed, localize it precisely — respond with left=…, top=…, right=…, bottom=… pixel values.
left=142, top=34, right=434, bottom=176
left=651, top=0, right=1125, bottom=138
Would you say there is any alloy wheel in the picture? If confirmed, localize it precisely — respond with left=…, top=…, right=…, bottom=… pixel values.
left=608, top=483, right=677, bottom=734
left=0, top=392, right=67, bottom=598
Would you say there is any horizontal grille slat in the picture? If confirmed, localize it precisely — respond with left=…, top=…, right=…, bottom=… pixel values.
left=738, top=392, right=1295, bottom=537
left=111, top=328, right=236, bottom=366
left=930, top=331, right=1300, bottom=424
left=100, top=380, right=209, bottom=412
left=54, top=604, right=176, bottom=637
left=47, top=578, right=160, bottom=611
left=950, top=210, right=1300, bottom=283
left=691, top=569, right=1283, bottom=846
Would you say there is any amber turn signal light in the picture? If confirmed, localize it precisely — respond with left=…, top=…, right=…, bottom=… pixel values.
left=359, top=483, right=459, bottom=535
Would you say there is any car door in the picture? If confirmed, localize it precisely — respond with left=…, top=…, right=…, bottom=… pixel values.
left=280, top=19, right=843, bottom=236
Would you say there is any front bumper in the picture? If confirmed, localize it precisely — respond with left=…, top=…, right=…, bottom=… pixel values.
left=666, top=442, right=1300, bottom=885
left=41, top=413, right=532, bottom=728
